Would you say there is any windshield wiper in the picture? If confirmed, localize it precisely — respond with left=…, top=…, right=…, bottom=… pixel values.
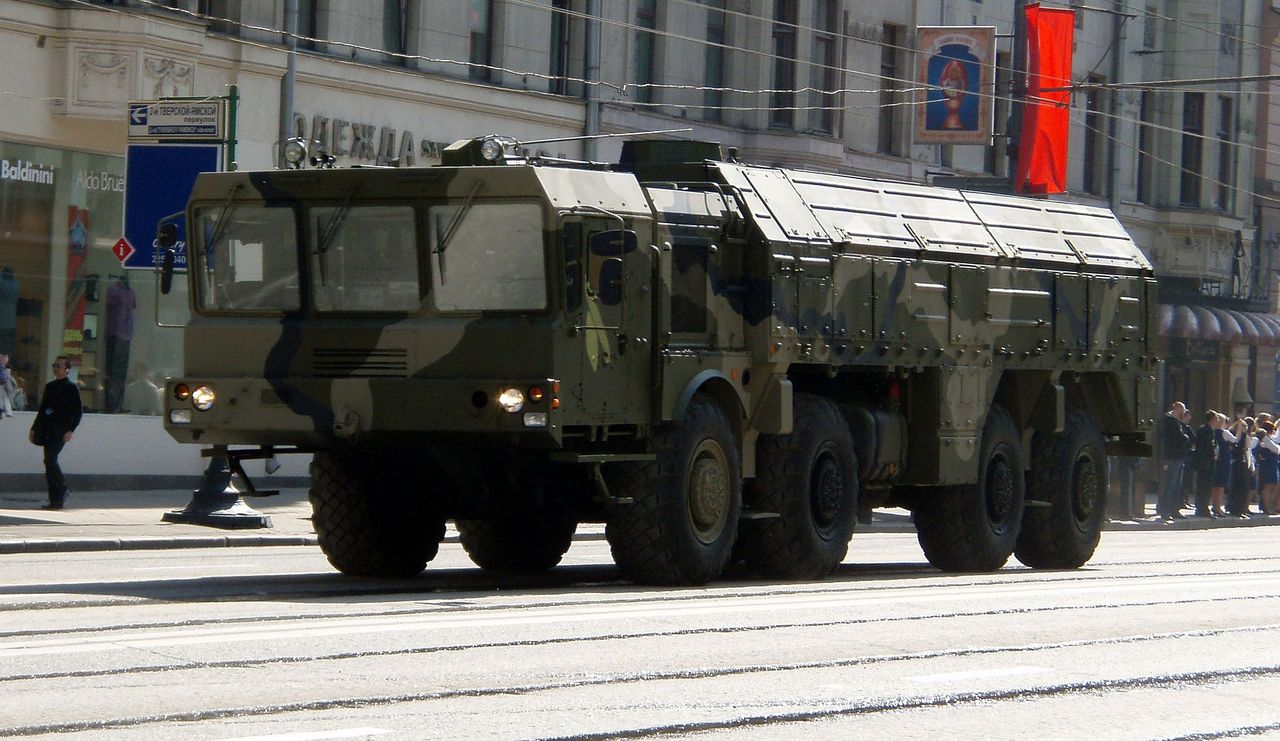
left=314, top=185, right=359, bottom=285
left=316, top=185, right=359, bottom=257
left=204, top=183, right=243, bottom=258
left=433, top=180, right=483, bottom=283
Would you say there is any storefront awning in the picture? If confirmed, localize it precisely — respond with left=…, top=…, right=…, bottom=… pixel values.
left=1157, top=304, right=1280, bottom=346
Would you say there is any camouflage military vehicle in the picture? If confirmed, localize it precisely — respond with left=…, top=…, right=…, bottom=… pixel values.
left=160, top=135, right=1157, bottom=585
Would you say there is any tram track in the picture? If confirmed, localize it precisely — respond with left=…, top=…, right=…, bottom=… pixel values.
left=1, top=642, right=1276, bottom=738
left=1, top=556, right=1276, bottom=620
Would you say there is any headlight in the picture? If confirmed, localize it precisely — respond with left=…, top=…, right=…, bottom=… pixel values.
left=283, top=137, right=308, bottom=167
left=523, top=412, right=548, bottom=428
left=169, top=409, right=192, bottom=424
left=191, top=384, right=216, bottom=411
left=479, top=136, right=506, bottom=162
left=497, top=387, right=524, bottom=413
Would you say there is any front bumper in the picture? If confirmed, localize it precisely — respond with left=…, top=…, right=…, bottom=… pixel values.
left=163, top=377, right=562, bottom=447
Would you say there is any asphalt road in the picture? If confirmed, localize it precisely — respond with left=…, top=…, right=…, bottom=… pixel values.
left=1, top=527, right=1277, bottom=740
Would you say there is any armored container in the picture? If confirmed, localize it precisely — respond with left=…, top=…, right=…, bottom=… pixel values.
left=162, top=137, right=1157, bottom=584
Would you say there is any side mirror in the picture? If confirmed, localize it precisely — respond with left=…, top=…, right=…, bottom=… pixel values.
left=159, top=248, right=176, bottom=295
left=156, top=222, right=179, bottom=249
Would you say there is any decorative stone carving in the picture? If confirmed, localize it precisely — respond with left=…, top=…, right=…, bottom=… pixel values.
left=143, top=54, right=195, bottom=98
left=58, top=44, right=196, bottom=118
left=72, top=47, right=135, bottom=112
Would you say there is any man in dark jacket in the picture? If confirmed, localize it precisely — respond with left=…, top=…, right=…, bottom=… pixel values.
left=1158, top=401, right=1191, bottom=520
left=1192, top=410, right=1219, bottom=517
left=28, top=355, right=82, bottom=510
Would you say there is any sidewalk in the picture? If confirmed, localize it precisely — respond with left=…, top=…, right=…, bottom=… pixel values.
left=0, top=488, right=1276, bottom=554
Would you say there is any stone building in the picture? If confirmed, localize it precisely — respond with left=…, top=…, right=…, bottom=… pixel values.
left=0, top=0, right=1271, bottom=484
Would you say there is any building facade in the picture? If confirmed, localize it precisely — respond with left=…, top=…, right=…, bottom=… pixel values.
left=0, top=0, right=1271, bottom=484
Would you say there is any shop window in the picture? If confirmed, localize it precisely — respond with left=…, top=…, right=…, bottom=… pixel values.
left=0, top=140, right=173, bottom=415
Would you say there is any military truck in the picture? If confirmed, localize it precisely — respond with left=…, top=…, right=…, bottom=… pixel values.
left=159, top=135, right=1157, bottom=585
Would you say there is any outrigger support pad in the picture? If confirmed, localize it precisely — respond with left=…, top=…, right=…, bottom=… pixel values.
left=162, top=446, right=273, bottom=529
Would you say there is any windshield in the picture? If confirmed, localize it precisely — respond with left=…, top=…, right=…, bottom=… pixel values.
left=194, top=205, right=301, bottom=313
left=429, top=202, right=547, bottom=312
left=310, top=205, right=421, bottom=312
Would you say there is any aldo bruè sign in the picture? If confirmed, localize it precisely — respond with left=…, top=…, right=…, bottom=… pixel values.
left=915, top=26, right=996, bottom=145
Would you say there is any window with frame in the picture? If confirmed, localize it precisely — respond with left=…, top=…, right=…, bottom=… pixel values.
left=770, top=0, right=797, bottom=129
left=634, top=0, right=657, bottom=104
left=809, top=0, right=838, bottom=134
left=1083, top=76, right=1106, bottom=196
left=549, top=0, right=571, bottom=95
left=878, top=24, right=902, bottom=155
left=198, top=0, right=239, bottom=34
left=703, top=0, right=726, bottom=122
left=1137, top=90, right=1156, bottom=204
left=310, top=205, right=421, bottom=313
left=469, top=0, right=493, bottom=81
left=1216, top=95, right=1235, bottom=211
left=985, top=51, right=1009, bottom=174
left=671, top=241, right=709, bottom=334
left=383, top=0, right=407, bottom=64
left=1181, top=92, right=1204, bottom=207
left=428, top=202, right=547, bottom=312
left=297, top=0, right=318, bottom=49
left=194, top=205, right=301, bottom=314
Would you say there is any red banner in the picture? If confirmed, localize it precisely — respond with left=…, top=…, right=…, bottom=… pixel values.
left=1014, top=4, right=1074, bottom=195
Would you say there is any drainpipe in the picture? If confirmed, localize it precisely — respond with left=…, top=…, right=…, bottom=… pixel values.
left=1106, top=0, right=1125, bottom=210
left=583, top=0, right=601, bottom=161
left=1009, top=0, right=1029, bottom=192
left=278, top=0, right=298, bottom=169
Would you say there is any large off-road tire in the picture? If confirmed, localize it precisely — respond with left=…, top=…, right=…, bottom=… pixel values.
left=309, top=451, right=446, bottom=577
left=1015, top=411, right=1109, bottom=569
left=604, top=394, right=742, bottom=586
left=737, top=395, right=859, bottom=580
left=913, top=405, right=1025, bottom=572
left=456, top=517, right=578, bottom=572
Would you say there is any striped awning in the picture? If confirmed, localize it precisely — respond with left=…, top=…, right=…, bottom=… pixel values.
left=1158, top=304, right=1280, bottom=346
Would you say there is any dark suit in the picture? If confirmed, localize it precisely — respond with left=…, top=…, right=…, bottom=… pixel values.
left=30, top=376, right=82, bottom=506
left=1158, top=414, right=1191, bottom=517
left=1193, top=423, right=1217, bottom=515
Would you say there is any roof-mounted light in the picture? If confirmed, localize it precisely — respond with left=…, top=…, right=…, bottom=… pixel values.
left=479, top=136, right=507, bottom=162
left=282, top=137, right=308, bottom=168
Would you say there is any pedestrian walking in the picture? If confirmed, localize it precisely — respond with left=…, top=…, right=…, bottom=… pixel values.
left=1192, top=410, right=1218, bottom=517
left=27, top=355, right=82, bottom=510
left=1158, top=401, right=1192, bottom=520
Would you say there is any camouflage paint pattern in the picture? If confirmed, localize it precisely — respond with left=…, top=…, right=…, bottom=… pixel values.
left=165, top=140, right=1157, bottom=500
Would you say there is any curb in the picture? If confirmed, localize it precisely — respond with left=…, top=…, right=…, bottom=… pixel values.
left=0, top=534, right=319, bottom=554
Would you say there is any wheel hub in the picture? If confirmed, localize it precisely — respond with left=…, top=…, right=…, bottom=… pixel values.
left=810, top=450, right=844, bottom=532
left=986, top=453, right=1015, bottom=534
left=688, top=440, right=730, bottom=544
left=1072, top=456, right=1099, bottom=524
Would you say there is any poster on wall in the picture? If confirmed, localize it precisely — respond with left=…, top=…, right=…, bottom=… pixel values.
left=63, top=206, right=89, bottom=367
left=914, top=26, right=996, bottom=145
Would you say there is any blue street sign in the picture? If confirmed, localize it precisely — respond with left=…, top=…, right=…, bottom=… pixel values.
left=122, top=143, right=221, bottom=271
